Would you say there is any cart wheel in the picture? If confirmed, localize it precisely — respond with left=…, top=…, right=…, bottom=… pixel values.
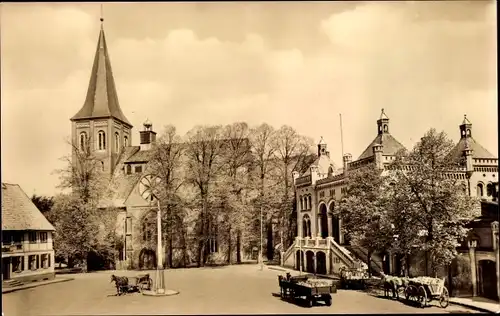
left=418, top=286, right=427, bottom=308
left=439, top=287, right=449, bottom=308
left=325, top=296, right=332, bottom=306
left=405, top=285, right=414, bottom=301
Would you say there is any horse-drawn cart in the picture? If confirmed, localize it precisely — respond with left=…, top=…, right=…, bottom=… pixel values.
left=404, top=277, right=449, bottom=308
left=134, top=273, right=153, bottom=293
left=278, top=274, right=335, bottom=307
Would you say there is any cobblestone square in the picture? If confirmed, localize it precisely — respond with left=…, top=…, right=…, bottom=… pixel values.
left=2, top=265, right=479, bottom=315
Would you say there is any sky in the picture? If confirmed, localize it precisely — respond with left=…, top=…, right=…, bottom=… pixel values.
left=1, top=1, right=497, bottom=197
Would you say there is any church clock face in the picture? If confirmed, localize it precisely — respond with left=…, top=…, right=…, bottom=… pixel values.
left=139, top=174, right=162, bottom=202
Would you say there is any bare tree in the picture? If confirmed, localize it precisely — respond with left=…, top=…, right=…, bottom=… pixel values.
left=249, top=124, right=278, bottom=261
left=53, top=136, right=115, bottom=268
left=184, top=125, right=225, bottom=267
left=273, top=125, right=314, bottom=257
left=148, top=125, right=185, bottom=268
left=217, top=122, right=252, bottom=263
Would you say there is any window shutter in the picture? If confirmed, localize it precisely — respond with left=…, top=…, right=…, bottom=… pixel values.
left=48, top=254, right=51, bottom=267
left=35, top=255, right=39, bottom=269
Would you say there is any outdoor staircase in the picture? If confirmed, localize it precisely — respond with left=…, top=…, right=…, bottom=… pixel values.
left=282, top=237, right=387, bottom=277
left=344, top=245, right=384, bottom=276
left=282, top=237, right=359, bottom=274
left=3, top=279, right=24, bottom=288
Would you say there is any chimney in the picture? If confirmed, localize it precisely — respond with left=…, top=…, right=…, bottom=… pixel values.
left=343, top=153, right=352, bottom=175
left=139, top=119, right=157, bottom=151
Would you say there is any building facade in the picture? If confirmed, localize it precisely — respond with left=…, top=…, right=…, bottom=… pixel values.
left=284, top=109, right=498, bottom=286
left=1, top=183, right=56, bottom=285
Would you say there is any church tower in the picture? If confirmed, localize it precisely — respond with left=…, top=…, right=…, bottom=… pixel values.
left=70, top=17, right=133, bottom=176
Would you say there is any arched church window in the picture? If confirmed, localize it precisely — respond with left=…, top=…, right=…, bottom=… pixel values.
left=115, top=132, right=120, bottom=153
left=98, top=131, right=106, bottom=150
left=124, top=135, right=129, bottom=147
left=300, top=196, right=303, bottom=210
left=384, top=124, right=388, bottom=132
left=477, top=183, right=484, bottom=197
left=467, top=129, right=471, bottom=136
left=328, top=167, right=334, bottom=177
left=79, top=132, right=87, bottom=151
left=308, top=196, right=312, bottom=209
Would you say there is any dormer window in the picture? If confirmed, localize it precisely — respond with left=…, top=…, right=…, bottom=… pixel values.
left=97, top=130, right=106, bottom=150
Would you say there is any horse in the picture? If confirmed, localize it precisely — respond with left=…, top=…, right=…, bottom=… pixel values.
left=110, top=274, right=129, bottom=296
left=380, top=272, right=409, bottom=300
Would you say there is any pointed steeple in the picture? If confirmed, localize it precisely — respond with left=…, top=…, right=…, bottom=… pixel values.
left=71, top=19, right=132, bottom=127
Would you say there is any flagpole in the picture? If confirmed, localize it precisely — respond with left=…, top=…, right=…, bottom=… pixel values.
left=340, top=114, right=344, bottom=159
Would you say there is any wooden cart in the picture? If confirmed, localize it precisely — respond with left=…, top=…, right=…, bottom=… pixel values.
left=278, top=275, right=335, bottom=307
left=128, top=273, right=153, bottom=293
left=404, top=277, right=449, bottom=308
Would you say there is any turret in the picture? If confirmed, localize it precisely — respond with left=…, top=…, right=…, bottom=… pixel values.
left=460, top=114, right=472, bottom=139
left=377, top=108, right=390, bottom=135
left=373, top=143, right=384, bottom=169
left=139, top=119, right=157, bottom=151
left=464, top=140, right=474, bottom=176
left=317, top=137, right=328, bottom=157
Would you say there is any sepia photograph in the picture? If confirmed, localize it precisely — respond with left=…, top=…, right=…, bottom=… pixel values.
left=1, top=1, right=498, bottom=315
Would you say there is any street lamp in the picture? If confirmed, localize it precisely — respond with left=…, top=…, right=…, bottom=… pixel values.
left=139, top=174, right=179, bottom=297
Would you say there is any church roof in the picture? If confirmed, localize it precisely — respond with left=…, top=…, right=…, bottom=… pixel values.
left=358, top=133, right=406, bottom=160
left=1, top=183, right=55, bottom=231
left=71, top=26, right=132, bottom=127
left=448, top=137, right=496, bottom=160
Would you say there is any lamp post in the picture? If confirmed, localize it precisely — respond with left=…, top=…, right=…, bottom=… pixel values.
left=491, top=221, right=499, bottom=301
left=139, top=175, right=178, bottom=297
left=260, top=204, right=263, bottom=271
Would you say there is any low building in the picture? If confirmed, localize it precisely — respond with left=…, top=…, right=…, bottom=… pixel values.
left=452, top=200, right=499, bottom=301
left=1, top=183, right=56, bottom=284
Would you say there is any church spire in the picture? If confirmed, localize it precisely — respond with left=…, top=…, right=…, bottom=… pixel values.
left=70, top=13, right=132, bottom=127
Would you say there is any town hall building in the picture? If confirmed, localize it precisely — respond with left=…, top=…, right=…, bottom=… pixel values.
left=283, top=109, right=498, bottom=300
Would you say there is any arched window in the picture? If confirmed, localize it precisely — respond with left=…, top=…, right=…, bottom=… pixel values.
left=467, top=129, right=471, bottom=136
left=487, top=183, right=494, bottom=197
left=101, top=161, right=105, bottom=171
left=79, top=132, right=87, bottom=151
left=302, top=215, right=311, bottom=238
left=115, top=132, right=120, bottom=153
left=477, top=183, right=484, bottom=197
left=126, top=165, right=132, bottom=175
left=383, top=124, right=388, bottom=132
left=308, top=196, right=312, bottom=209
left=300, top=196, right=304, bottom=210
left=97, top=130, right=106, bottom=150
left=124, top=135, right=129, bottom=147
left=328, top=167, right=334, bottom=177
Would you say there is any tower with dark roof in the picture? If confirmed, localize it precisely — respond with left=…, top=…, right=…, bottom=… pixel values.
left=70, top=18, right=133, bottom=176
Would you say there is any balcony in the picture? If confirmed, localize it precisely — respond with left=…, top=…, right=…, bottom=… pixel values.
left=1, top=242, right=23, bottom=253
